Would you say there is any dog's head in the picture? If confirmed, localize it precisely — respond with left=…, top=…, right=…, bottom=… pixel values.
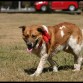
left=19, top=25, right=50, bottom=52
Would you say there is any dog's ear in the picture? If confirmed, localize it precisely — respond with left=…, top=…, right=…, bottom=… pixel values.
left=37, top=27, right=45, bottom=34
left=37, top=26, right=51, bottom=43
left=19, top=26, right=26, bottom=32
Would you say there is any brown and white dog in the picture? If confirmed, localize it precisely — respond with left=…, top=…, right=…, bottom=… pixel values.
left=19, top=22, right=83, bottom=76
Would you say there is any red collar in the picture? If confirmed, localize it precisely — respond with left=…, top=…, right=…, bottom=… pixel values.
left=42, top=30, right=51, bottom=43
left=38, top=30, right=51, bottom=48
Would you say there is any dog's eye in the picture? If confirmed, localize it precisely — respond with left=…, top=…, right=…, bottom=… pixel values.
left=31, top=35, right=36, bottom=38
left=25, top=35, right=29, bottom=38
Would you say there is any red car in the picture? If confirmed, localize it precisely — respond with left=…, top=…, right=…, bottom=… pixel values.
left=34, top=1, right=79, bottom=12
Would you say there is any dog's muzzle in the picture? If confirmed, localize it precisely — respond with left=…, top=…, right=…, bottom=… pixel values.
left=27, top=39, right=39, bottom=52
left=27, top=43, right=33, bottom=52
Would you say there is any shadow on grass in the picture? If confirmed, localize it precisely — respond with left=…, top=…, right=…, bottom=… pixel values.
left=58, top=65, right=73, bottom=70
left=24, top=65, right=73, bottom=75
left=24, top=67, right=53, bottom=75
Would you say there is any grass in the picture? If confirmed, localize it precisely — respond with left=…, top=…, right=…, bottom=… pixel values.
left=0, top=13, right=83, bottom=81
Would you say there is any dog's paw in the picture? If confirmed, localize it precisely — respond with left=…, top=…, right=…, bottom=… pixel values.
left=30, top=73, right=35, bottom=77
left=73, top=64, right=81, bottom=71
left=72, top=69, right=80, bottom=72
left=30, top=73, right=40, bottom=77
left=53, top=66, right=58, bottom=72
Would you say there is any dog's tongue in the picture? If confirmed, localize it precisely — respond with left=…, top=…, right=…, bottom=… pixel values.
left=27, top=48, right=32, bottom=52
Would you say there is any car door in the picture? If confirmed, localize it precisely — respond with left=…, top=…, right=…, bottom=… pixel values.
left=61, top=1, right=69, bottom=9
left=51, top=1, right=63, bottom=10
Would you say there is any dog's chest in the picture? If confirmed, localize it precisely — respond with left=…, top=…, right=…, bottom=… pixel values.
left=32, top=42, right=47, bottom=57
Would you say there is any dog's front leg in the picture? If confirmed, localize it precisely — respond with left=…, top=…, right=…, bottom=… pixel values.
left=30, top=53, right=48, bottom=77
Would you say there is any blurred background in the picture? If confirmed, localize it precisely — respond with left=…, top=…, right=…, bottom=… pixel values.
left=0, top=1, right=83, bottom=14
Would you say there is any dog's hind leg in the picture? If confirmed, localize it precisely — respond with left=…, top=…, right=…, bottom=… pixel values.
left=68, top=35, right=83, bottom=71
left=73, top=50, right=83, bottom=71
left=64, top=45, right=83, bottom=71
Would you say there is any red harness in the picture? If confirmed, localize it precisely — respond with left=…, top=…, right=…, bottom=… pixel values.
left=38, top=30, right=51, bottom=48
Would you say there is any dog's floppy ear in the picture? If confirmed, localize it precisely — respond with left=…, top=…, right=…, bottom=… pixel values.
left=37, top=26, right=51, bottom=43
left=37, top=27, right=45, bottom=34
left=19, top=26, right=26, bottom=32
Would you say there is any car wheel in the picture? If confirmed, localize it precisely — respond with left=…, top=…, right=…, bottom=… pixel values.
left=69, top=5, right=75, bottom=11
left=41, top=5, right=47, bottom=12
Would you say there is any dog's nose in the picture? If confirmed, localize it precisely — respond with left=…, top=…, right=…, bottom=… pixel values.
left=27, top=43, right=33, bottom=48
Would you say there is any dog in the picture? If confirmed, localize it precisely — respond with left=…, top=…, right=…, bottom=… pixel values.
left=19, top=22, right=83, bottom=76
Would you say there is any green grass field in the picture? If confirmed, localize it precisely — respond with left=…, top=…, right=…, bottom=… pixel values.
left=0, top=13, right=83, bottom=81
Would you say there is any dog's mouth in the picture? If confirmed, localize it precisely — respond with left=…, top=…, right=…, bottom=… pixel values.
left=27, top=39, right=39, bottom=53
left=27, top=45, right=33, bottom=52
left=27, top=48, right=32, bottom=52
